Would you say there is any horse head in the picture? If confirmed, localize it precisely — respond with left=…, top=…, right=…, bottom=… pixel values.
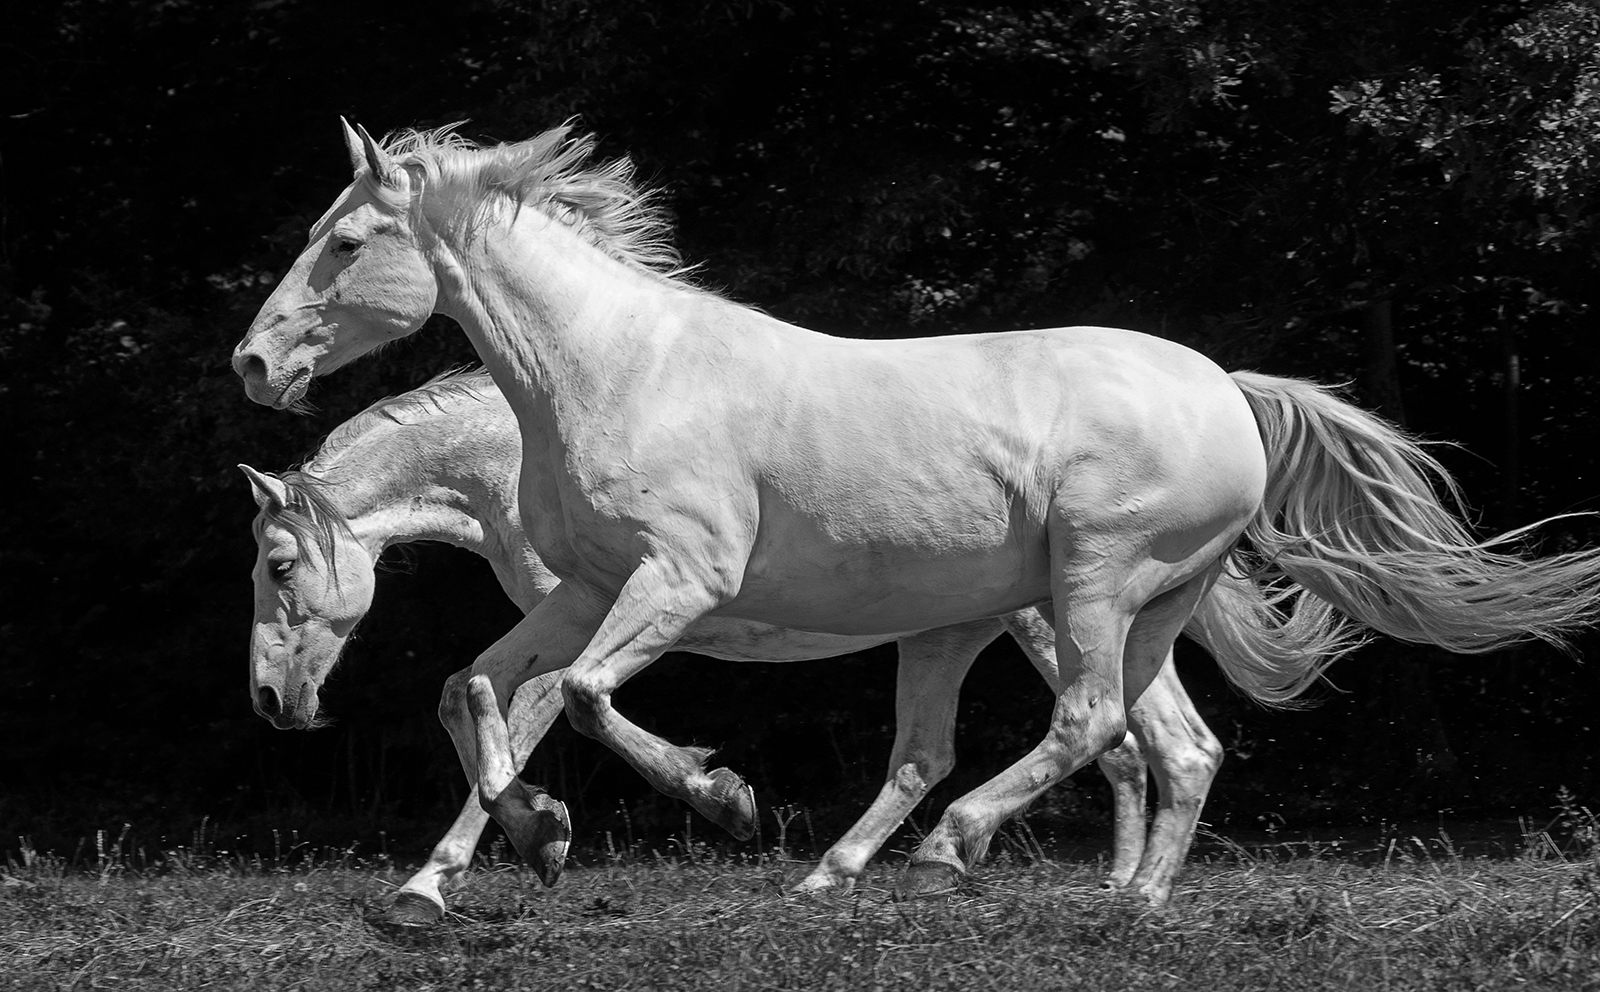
left=241, top=463, right=376, bottom=730
left=232, top=120, right=438, bottom=409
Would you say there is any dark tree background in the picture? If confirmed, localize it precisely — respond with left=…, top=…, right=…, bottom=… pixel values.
left=3, top=0, right=1599, bottom=864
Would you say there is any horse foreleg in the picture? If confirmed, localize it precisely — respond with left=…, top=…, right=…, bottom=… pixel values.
left=794, top=619, right=1003, bottom=893
left=458, top=587, right=608, bottom=880
left=552, top=559, right=757, bottom=838
left=1121, top=652, right=1222, bottom=907
left=389, top=668, right=569, bottom=923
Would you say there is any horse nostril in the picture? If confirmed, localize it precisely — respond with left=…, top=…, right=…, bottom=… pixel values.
left=235, top=351, right=268, bottom=383
left=256, top=685, right=281, bottom=717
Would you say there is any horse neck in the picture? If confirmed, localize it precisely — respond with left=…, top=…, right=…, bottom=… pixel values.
left=430, top=205, right=681, bottom=431
left=314, top=418, right=524, bottom=565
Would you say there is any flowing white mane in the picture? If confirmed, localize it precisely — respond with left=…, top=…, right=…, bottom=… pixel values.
left=382, top=124, right=689, bottom=279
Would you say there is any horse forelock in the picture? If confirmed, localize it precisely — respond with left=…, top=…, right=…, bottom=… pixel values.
left=258, top=471, right=356, bottom=574
left=379, top=123, right=690, bottom=280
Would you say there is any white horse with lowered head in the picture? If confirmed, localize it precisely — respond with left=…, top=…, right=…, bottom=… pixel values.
left=234, top=121, right=1600, bottom=899
left=241, top=370, right=1354, bottom=920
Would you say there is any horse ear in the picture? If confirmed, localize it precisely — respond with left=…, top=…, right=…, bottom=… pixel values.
left=339, top=117, right=366, bottom=176
left=239, top=464, right=290, bottom=511
left=354, top=122, right=396, bottom=188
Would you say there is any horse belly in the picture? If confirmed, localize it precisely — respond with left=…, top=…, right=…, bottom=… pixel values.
left=727, top=497, right=1051, bottom=635
left=671, top=619, right=902, bottom=663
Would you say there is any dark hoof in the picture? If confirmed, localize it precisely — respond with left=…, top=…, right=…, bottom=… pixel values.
left=704, top=767, right=757, bottom=841
left=386, top=890, right=446, bottom=926
left=484, top=779, right=571, bottom=887
left=894, top=860, right=965, bottom=901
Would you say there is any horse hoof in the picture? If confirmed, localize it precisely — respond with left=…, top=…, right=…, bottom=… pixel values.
left=486, top=779, right=571, bottom=887
left=705, top=767, right=757, bottom=841
left=789, top=871, right=853, bottom=897
left=1134, top=882, right=1173, bottom=908
left=894, top=860, right=964, bottom=901
left=386, top=890, right=445, bottom=926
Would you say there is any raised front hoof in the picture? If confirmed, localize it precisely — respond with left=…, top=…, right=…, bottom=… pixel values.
left=386, top=890, right=446, bottom=927
left=893, top=860, right=965, bottom=901
left=702, top=767, right=757, bottom=841
left=484, top=779, right=571, bottom=887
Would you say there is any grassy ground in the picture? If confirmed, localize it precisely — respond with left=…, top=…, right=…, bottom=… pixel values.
left=4, top=831, right=1600, bottom=991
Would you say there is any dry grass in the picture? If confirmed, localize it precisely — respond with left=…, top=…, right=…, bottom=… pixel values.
left=4, top=828, right=1600, bottom=991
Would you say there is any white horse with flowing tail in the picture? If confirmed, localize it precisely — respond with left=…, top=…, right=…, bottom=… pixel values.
left=233, top=121, right=1600, bottom=899
left=240, top=370, right=1350, bottom=921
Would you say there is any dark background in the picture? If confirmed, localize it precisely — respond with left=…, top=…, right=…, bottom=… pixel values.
left=3, top=0, right=1599, bottom=867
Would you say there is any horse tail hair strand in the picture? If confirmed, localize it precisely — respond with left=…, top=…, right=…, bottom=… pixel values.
left=1209, top=370, right=1600, bottom=703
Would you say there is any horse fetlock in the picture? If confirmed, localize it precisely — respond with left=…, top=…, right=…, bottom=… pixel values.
left=933, top=806, right=996, bottom=868
left=811, top=845, right=870, bottom=883
left=1099, top=873, right=1132, bottom=892
left=1136, top=880, right=1175, bottom=908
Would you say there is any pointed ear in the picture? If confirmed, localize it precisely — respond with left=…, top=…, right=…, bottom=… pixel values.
left=239, top=464, right=290, bottom=511
left=340, top=117, right=365, bottom=176
left=354, top=122, right=396, bottom=188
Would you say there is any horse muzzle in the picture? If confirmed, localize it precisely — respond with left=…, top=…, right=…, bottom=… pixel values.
left=232, top=343, right=311, bottom=409
left=253, top=682, right=319, bottom=730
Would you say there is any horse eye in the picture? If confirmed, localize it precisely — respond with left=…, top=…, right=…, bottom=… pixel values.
left=331, top=239, right=363, bottom=258
left=272, top=560, right=294, bottom=579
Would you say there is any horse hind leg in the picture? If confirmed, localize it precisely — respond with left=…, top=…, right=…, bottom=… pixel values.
left=899, top=565, right=1215, bottom=899
left=794, top=619, right=1002, bottom=893
left=898, top=576, right=1138, bottom=898
left=1002, top=606, right=1150, bottom=889
left=1122, top=649, right=1223, bottom=907
left=1095, top=732, right=1151, bottom=889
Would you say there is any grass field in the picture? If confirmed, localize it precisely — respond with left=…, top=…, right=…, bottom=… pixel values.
left=5, top=825, right=1600, bottom=991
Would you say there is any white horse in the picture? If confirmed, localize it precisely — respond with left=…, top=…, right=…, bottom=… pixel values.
left=240, top=370, right=1348, bottom=921
left=233, top=121, right=1600, bottom=899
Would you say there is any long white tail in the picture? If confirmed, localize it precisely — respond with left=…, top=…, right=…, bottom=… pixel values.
left=1182, top=568, right=1368, bottom=705
left=1207, top=370, right=1600, bottom=703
